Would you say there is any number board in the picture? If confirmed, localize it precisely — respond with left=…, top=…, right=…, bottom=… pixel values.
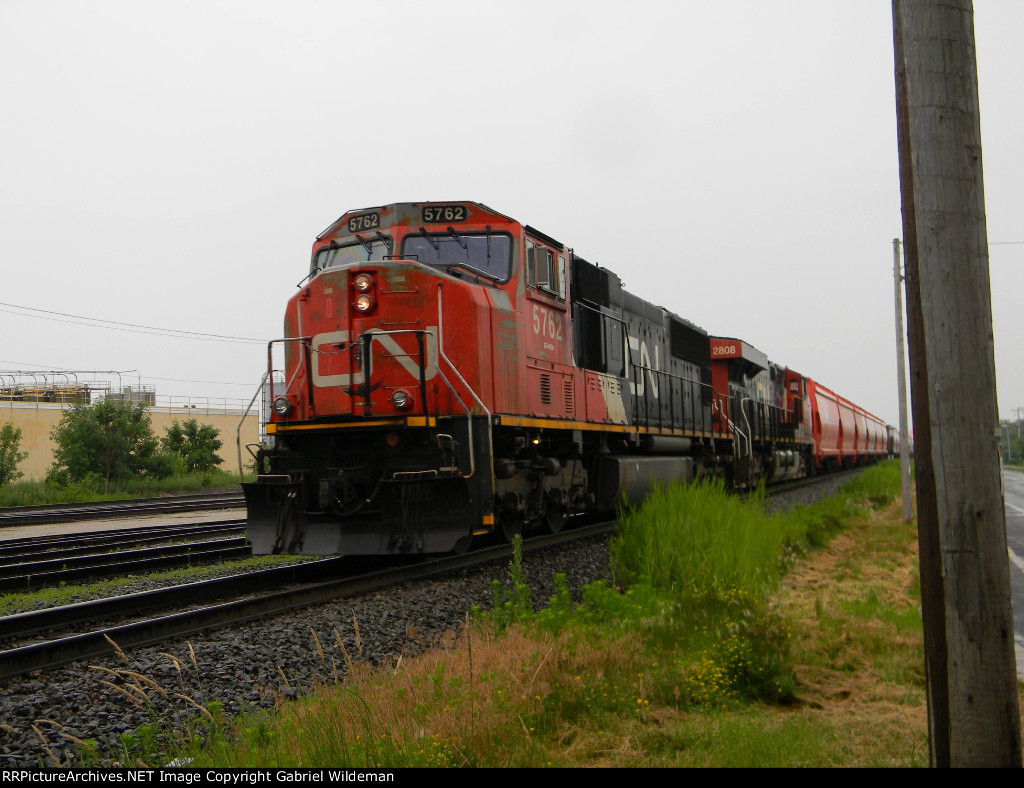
left=421, top=205, right=467, bottom=223
left=347, top=212, right=381, bottom=233
left=710, top=339, right=741, bottom=358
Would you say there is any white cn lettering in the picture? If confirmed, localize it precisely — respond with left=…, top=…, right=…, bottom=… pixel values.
left=627, top=335, right=660, bottom=399
left=627, top=335, right=643, bottom=397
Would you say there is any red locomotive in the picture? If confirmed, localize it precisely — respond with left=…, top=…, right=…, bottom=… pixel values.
left=244, top=201, right=890, bottom=555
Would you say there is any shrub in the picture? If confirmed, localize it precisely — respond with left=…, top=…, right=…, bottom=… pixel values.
left=161, top=419, right=224, bottom=472
left=0, top=422, right=28, bottom=487
left=48, top=399, right=163, bottom=490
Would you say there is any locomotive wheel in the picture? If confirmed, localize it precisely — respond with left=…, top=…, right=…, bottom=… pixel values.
left=501, top=515, right=524, bottom=543
left=545, top=508, right=567, bottom=534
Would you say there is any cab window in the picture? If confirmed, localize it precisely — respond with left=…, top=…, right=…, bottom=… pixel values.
left=526, top=239, right=565, bottom=298
left=400, top=231, right=512, bottom=281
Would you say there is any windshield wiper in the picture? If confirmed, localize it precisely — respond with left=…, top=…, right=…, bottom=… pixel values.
left=447, top=262, right=500, bottom=283
left=354, top=234, right=375, bottom=257
left=447, top=225, right=467, bottom=249
left=417, top=226, right=439, bottom=251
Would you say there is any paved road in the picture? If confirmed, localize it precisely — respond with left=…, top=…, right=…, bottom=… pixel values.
left=1004, top=468, right=1024, bottom=678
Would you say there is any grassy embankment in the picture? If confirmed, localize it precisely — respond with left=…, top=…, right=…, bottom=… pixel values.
left=0, top=469, right=244, bottom=508
left=91, top=462, right=927, bottom=767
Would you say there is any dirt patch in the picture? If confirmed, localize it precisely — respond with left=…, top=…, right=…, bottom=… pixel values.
left=776, top=503, right=927, bottom=743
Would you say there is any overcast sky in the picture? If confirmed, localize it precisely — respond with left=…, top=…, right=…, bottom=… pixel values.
left=1, top=0, right=1020, bottom=426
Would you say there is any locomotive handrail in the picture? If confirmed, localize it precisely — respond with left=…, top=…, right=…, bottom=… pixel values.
left=236, top=370, right=270, bottom=478
left=712, top=398, right=748, bottom=458
left=428, top=363, right=476, bottom=479
left=740, top=397, right=755, bottom=460
left=266, top=336, right=313, bottom=407
left=628, top=362, right=721, bottom=434
left=355, top=327, right=434, bottom=417
left=436, top=285, right=494, bottom=484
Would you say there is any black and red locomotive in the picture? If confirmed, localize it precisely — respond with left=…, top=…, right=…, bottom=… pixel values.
left=244, top=201, right=889, bottom=555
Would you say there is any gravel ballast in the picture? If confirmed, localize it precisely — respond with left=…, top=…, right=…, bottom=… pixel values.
left=0, top=535, right=610, bottom=767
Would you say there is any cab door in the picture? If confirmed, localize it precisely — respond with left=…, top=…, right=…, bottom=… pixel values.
left=523, top=237, right=574, bottom=418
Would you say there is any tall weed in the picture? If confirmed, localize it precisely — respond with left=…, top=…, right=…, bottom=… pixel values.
left=610, top=478, right=803, bottom=597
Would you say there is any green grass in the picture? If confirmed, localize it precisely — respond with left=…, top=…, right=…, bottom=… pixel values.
left=0, top=555, right=307, bottom=616
left=0, top=469, right=246, bottom=507
left=609, top=477, right=805, bottom=597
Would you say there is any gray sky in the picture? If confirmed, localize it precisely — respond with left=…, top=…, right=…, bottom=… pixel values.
left=1, top=0, right=1020, bottom=425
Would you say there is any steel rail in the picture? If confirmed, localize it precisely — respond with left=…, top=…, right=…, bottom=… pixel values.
left=0, top=492, right=245, bottom=528
left=0, top=521, right=614, bottom=681
left=0, top=521, right=245, bottom=564
left=0, top=558, right=348, bottom=644
left=0, top=541, right=252, bottom=592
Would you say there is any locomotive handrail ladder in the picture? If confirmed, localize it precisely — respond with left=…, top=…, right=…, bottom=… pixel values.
left=435, top=284, right=489, bottom=482
left=236, top=369, right=269, bottom=478
left=740, top=397, right=755, bottom=460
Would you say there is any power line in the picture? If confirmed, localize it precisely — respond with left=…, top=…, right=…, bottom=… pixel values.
left=145, top=375, right=258, bottom=387
left=0, top=360, right=258, bottom=390
left=0, top=302, right=267, bottom=344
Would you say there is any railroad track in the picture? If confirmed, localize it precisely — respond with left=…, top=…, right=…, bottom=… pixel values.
left=0, top=471, right=860, bottom=681
left=0, top=520, right=614, bottom=681
left=0, top=491, right=245, bottom=528
left=0, top=519, right=249, bottom=591
left=0, top=520, right=246, bottom=563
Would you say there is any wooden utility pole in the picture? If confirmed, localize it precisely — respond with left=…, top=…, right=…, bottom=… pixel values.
left=893, top=239, right=913, bottom=523
left=893, top=0, right=1021, bottom=767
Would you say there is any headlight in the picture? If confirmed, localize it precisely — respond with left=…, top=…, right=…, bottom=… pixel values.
left=354, top=273, right=374, bottom=292
left=355, top=293, right=374, bottom=312
left=272, top=396, right=293, bottom=416
left=391, top=390, right=410, bottom=409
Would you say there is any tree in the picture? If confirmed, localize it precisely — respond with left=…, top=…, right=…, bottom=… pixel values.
left=161, top=418, right=223, bottom=473
left=0, top=423, right=28, bottom=487
left=48, top=399, right=161, bottom=490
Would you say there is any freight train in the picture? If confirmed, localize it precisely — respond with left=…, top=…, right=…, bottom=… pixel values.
left=243, top=201, right=891, bottom=556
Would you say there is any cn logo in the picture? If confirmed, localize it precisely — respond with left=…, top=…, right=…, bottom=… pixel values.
left=310, top=328, right=438, bottom=388
left=627, top=335, right=660, bottom=398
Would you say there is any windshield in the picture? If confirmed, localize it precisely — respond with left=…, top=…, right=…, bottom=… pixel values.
left=400, top=232, right=512, bottom=282
left=313, top=237, right=392, bottom=273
